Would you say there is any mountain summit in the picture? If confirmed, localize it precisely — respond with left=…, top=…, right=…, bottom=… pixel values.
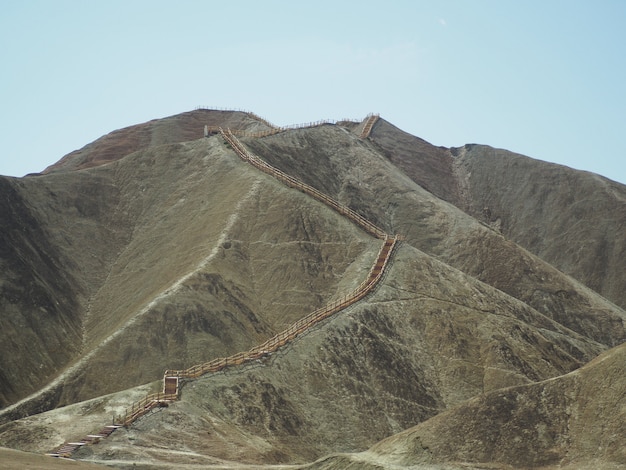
left=0, top=109, right=624, bottom=469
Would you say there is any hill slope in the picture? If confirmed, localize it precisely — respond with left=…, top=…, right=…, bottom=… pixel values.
left=312, top=342, right=626, bottom=469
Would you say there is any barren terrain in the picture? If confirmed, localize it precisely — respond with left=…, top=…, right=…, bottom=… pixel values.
left=0, top=109, right=624, bottom=469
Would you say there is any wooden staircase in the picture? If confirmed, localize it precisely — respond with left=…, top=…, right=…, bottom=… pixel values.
left=359, top=113, right=380, bottom=139
left=47, top=425, right=121, bottom=458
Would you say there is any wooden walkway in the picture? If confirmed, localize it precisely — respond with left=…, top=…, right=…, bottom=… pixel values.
left=49, top=120, right=400, bottom=459
left=47, top=425, right=121, bottom=458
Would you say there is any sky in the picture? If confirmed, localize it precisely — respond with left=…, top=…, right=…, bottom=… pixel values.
left=1, top=0, right=625, bottom=184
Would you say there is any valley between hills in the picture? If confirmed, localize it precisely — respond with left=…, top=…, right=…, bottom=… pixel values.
left=0, top=109, right=625, bottom=469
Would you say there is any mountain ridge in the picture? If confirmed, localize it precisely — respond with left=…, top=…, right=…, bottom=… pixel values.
left=0, top=109, right=624, bottom=469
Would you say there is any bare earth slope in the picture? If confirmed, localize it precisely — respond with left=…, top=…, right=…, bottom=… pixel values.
left=313, top=342, right=626, bottom=470
left=0, top=447, right=107, bottom=470
left=0, top=110, right=625, bottom=469
left=454, top=144, right=626, bottom=311
left=0, top=176, right=84, bottom=408
left=0, top=243, right=613, bottom=467
left=1, top=109, right=277, bottom=411
left=67, top=243, right=611, bottom=467
left=366, top=118, right=626, bottom=311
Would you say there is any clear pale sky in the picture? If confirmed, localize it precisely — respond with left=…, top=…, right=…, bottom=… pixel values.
left=1, top=1, right=625, bottom=184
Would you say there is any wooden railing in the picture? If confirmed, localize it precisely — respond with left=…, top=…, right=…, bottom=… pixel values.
left=47, top=425, right=122, bottom=458
left=117, top=392, right=178, bottom=427
left=50, top=119, right=400, bottom=459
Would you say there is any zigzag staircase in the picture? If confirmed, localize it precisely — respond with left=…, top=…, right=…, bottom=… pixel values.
left=49, top=118, right=400, bottom=459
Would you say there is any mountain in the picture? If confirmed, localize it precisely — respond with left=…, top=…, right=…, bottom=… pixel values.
left=0, top=109, right=624, bottom=469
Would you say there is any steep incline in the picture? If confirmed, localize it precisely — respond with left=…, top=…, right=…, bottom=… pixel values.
left=0, top=177, right=84, bottom=408
left=221, top=128, right=387, bottom=239
left=453, top=144, right=626, bottom=310
left=365, top=119, right=626, bottom=312
left=244, top=120, right=626, bottom=347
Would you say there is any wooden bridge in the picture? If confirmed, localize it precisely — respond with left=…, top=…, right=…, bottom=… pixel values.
left=49, top=116, right=400, bottom=459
